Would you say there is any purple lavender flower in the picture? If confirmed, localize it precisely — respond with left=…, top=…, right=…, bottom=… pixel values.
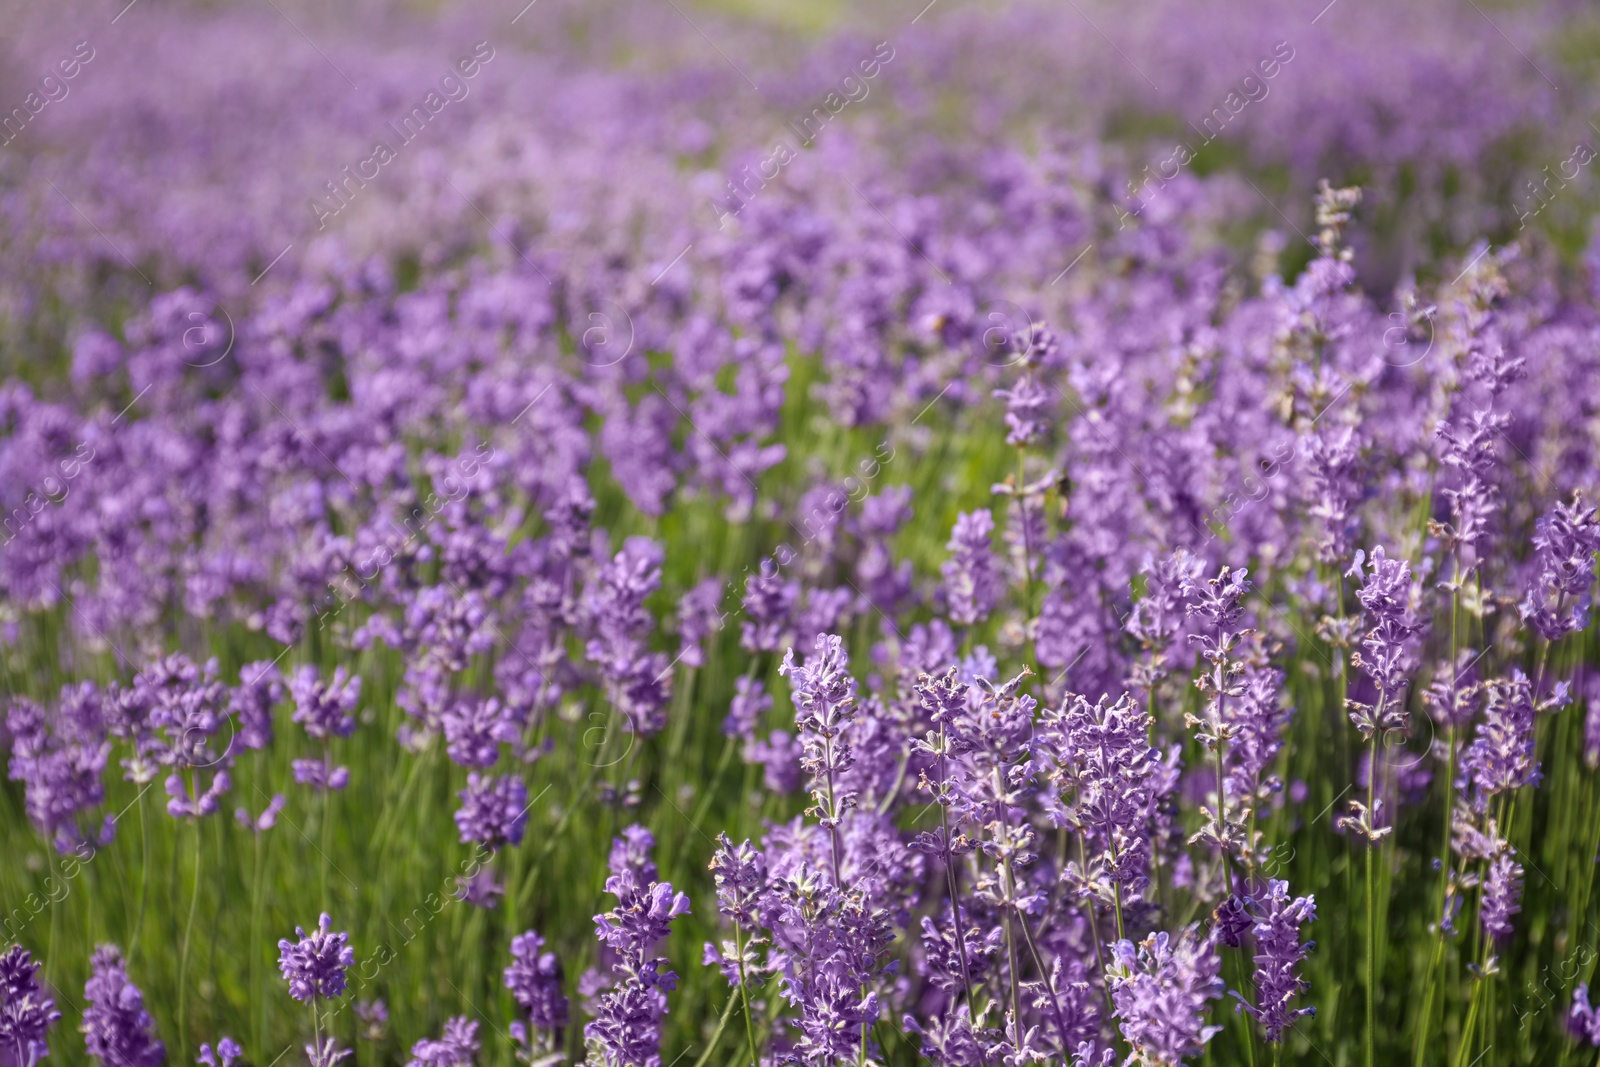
left=405, top=1017, right=478, bottom=1067
left=289, top=666, right=361, bottom=740
left=940, top=510, right=1001, bottom=628
left=198, top=1037, right=243, bottom=1066
left=354, top=1000, right=388, bottom=1042
left=230, top=661, right=285, bottom=751
left=1107, top=929, right=1223, bottom=1066
left=453, top=773, right=529, bottom=849
left=0, top=945, right=59, bottom=1067
left=1041, top=690, right=1162, bottom=895
left=704, top=832, right=770, bottom=989
left=442, top=698, right=517, bottom=769
left=585, top=826, right=690, bottom=1067
left=454, top=868, right=504, bottom=909
left=608, top=825, right=658, bottom=884
left=1571, top=983, right=1600, bottom=1045
left=278, top=914, right=354, bottom=1002
left=780, top=634, right=860, bottom=880
left=505, top=930, right=569, bottom=1030
left=741, top=558, right=799, bottom=654
left=722, top=676, right=770, bottom=741
left=676, top=578, right=726, bottom=669
left=82, top=945, right=164, bottom=1067
left=1230, top=880, right=1317, bottom=1043
left=291, top=758, right=350, bottom=792
left=1461, top=672, right=1540, bottom=802
left=1519, top=493, right=1600, bottom=641
left=585, top=537, right=672, bottom=736
left=6, top=697, right=111, bottom=853
left=1481, top=853, right=1523, bottom=940
left=994, top=371, right=1052, bottom=446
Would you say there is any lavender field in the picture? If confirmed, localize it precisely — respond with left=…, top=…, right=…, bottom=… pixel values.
left=4, top=0, right=1600, bottom=1064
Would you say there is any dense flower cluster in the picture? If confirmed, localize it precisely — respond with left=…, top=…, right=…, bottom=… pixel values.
left=3, top=1, right=1600, bottom=1065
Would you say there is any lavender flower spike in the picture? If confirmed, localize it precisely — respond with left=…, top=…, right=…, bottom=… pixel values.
left=505, top=930, right=569, bottom=1031
left=1107, top=928, right=1223, bottom=1066
left=198, top=1037, right=243, bottom=1066
left=82, top=945, right=164, bottom=1067
left=585, top=826, right=690, bottom=1067
left=0, top=945, right=60, bottom=1067
left=941, top=509, right=1001, bottom=628
left=278, top=913, right=355, bottom=1002
left=1230, top=880, right=1317, bottom=1043
left=406, top=1017, right=479, bottom=1067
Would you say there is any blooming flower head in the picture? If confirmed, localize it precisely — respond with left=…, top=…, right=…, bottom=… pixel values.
left=290, top=666, right=361, bottom=741
left=406, top=1016, right=479, bottom=1067
left=1520, top=492, right=1600, bottom=641
left=940, top=509, right=1000, bottom=628
left=1571, top=983, right=1600, bottom=1046
left=198, top=1037, right=244, bottom=1066
left=278, top=914, right=355, bottom=1002
left=453, top=773, right=529, bottom=849
left=505, top=930, right=568, bottom=1031
left=1230, top=880, right=1317, bottom=1043
left=586, top=826, right=690, bottom=1067
left=1481, top=853, right=1523, bottom=941
left=83, top=945, right=164, bottom=1067
left=1107, top=928, right=1223, bottom=1066
left=0, top=944, right=59, bottom=1067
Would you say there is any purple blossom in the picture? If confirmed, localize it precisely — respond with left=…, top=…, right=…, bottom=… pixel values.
left=198, top=1037, right=243, bottom=1066
left=741, top=558, right=799, bottom=654
left=0, top=945, right=59, bottom=1067
left=289, top=666, right=361, bottom=741
left=1041, top=690, right=1162, bottom=894
left=442, top=698, right=517, bottom=769
left=1230, top=880, right=1317, bottom=1043
left=994, top=371, right=1052, bottom=446
left=6, top=697, right=111, bottom=852
left=1571, top=983, right=1600, bottom=1046
left=676, top=578, right=726, bottom=669
left=780, top=634, right=860, bottom=855
left=1519, top=493, right=1600, bottom=641
left=722, top=676, right=771, bottom=741
left=1461, top=672, right=1540, bottom=801
left=505, top=930, right=568, bottom=1030
left=941, top=510, right=1001, bottom=628
left=1107, top=929, right=1224, bottom=1066
left=1481, top=853, right=1523, bottom=940
left=230, top=661, right=285, bottom=751
left=585, top=537, right=672, bottom=735
left=405, top=1017, right=479, bottom=1067
left=454, top=773, right=529, bottom=849
left=278, top=914, right=355, bottom=1002
left=82, top=945, right=164, bottom=1067
left=291, top=758, right=350, bottom=792
left=585, top=826, right=690, bottom=1067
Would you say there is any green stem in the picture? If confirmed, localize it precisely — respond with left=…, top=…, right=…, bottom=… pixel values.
left=252, top=827, right=267, bottom=1060
left=734, top=919, right=760, bottom=1067
left=320, top=741, right=332, bottom=911
left=1366, top=732, right=1378, bottom=1067
left=689, top=982, right=740, bottom=1067
left=178, top=812, right=204, bottom=1065
left=129, top=790, right=149, bottom=966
